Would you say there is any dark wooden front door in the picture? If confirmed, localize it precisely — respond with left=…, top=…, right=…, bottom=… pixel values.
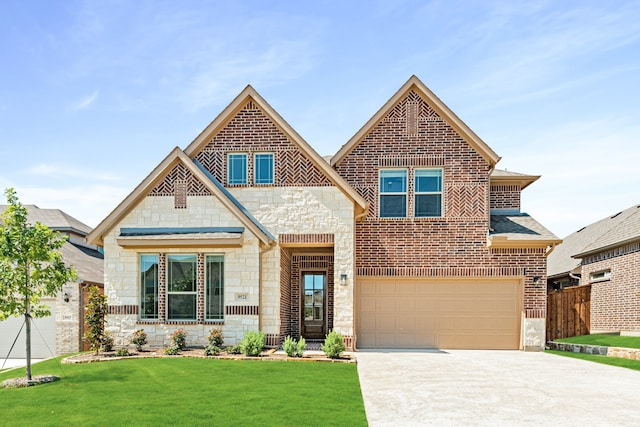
left=302, top=272, right=326, bottom=339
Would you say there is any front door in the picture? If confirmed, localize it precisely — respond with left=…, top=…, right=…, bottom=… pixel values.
left=302, top=272, right=326, bottom=339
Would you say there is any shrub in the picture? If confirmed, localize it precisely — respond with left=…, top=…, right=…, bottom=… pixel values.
left=204, top=344, right=221, bottom=356
left=83, top=285, right=108, bottom=354
left=207, top=328, right=224, bottom=347
left=100, top=331, right=114, bottom=352
left=225, top=344, right=242, bottom=354
left=321, top=330, right=345, bottom=359
left=164, top=345, right=181, bottom=355
left=240, top=331, right=266, bottom=357
left=283, top=336, right=306, bottom=357
left=169, top=328, right=188, bottom=350
left=114, top=348, right=130, bottom=357
left=130, top=329, right=148, bottom=352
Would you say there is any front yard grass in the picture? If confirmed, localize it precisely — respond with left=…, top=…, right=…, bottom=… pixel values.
left=0, top=357, right=367, bottom=426
left=546, top=349, right=640, bottom=371
left=554, top=333, right=640, bottom=349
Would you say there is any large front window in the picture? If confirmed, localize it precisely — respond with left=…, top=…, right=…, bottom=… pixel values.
left=379, top=169, right=407, bottom=218
left=415, top=169, right=443, bottom=217
left=167, top=255, right=197, bottom=320
left=140, top=255, right=159, bottom=320
left=206, top=255, right=224, bottom=320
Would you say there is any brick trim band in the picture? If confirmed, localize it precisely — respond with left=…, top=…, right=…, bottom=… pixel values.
left=279, top=233, right=334, bottom=245
left=525, top=309, right=546, bottom=319
left=357, top=267, right=525, bottom=277
left=108, top=305, right=139, bottom=315
left=225, top=305, right=259, bottom=316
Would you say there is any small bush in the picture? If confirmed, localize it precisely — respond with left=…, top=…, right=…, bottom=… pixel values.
left=130, top=329, right=148, bottom=352
left=164, top=345, right=181, bottom=355
left=321, top=330, right=345, bottom=359
left=114, top=348, right=130, bottom=357
left=240, top=331, right=266, bottom=357
left=225, top=344, right=242, bottom=354
left=100, top=331, right=114, bottom=352
left=283, top=336, right=306, bottom=357
left=207, top=328, right=224, bottom=347
left=169, top=328, right=188, bottom=350
left=204, top=344, right=221, bottom=356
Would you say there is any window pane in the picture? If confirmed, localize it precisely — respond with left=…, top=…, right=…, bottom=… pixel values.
left=304, top=275, right=314, bottom=290
left=305, top=307, right=313, bottom=321
left=380, top=195, right=407, bottom=217
left=206, top=255, right=224, bottom=320
left=415, top=169, right=442, bottom=192
left=167, top=294, right=196, bottom=320
left=168, top=255, right=196, bottom=292
left=415, top=194, right=442, bottom=217
left=380, top=170, right=407, bottom=193
left=314, top=306, right=323, bottom=321
left=255, top=153, right=274, bottom=184
left=140, top=255, right=159, bottom=319
left=228, top=154, right=247, bottom=184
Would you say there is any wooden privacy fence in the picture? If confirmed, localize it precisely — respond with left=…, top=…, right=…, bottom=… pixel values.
left=546, top=284, right=591, bottom=341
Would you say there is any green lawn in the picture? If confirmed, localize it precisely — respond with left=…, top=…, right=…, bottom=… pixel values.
left=555, top=333, right=640, bottom=349
left=546, top=349, right=640, bottom=371
left=0, top=357, right=367, bottom=427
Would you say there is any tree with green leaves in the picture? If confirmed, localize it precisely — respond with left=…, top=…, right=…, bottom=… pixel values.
left=83, top=285, right=108, bottom=354
left=0, top=188, right=77, bottom=380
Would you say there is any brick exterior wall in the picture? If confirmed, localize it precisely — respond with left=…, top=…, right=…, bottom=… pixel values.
left=335, top=90, right=547, bottom=316
left=582, top=242, right=640, bottom=333
left=193, top=100, right=332, bottom=187
left=490, top=185, right=521, bottom=210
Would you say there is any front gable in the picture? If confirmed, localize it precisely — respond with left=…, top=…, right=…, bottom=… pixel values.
left=184, top=86, right=367, bottom=217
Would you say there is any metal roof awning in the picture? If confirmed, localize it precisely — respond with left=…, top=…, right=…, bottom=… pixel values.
left=117, top=227, right=245, bottom=248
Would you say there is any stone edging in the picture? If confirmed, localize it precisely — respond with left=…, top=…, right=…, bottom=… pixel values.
left=547, top=341, right=640, bottom=360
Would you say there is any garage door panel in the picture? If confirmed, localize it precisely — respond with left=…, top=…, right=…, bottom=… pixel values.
left=357, top=278, right=522, bottom=349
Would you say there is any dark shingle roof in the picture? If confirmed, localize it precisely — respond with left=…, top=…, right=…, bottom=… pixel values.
left=490, top=213, right=560, bottom=242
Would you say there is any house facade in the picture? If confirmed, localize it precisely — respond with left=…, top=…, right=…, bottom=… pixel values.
left=88, top=76, right=560, bottom=351
left=0, top=206, right=104, bottom=358
left=548, top=204, right=640, bottom=336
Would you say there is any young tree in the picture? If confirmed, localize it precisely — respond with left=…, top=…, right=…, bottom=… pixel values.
left=83, top=285, right=108, bottom=354
left=0, top=188, right=77, bottom=379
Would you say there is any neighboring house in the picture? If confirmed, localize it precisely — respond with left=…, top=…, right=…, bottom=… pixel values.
left=548, top=204, right=640, bottom=335
left=0, top=205, right=104, bottom=358
left=87, top=76, right=560, bottom=351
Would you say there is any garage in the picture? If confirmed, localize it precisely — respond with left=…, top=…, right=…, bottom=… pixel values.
left=0, top=298, right=57, bottom=359
left=356, top=278, right=523, bottom=349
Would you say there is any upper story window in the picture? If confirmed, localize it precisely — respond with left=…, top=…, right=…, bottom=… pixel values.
left=415, top=169, right=443, bottom=217
left=379, top=169, right=407, bottom=218
left=254, top=153, right=274, bottom=185
left=590, top=269, right=611, bottom=282
left=228, top=153, right=248, bottom=185
left=167, top=254, right=197, bottom=320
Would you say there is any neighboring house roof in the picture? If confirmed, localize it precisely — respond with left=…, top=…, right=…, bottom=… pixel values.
left=86, top=147, right=276, bottom=247
left=547, top=203, right=640, bottom=278
left=183, top=85, right=368, bottom=219
left=331, top=75, right=502, bottom=168
left=488, top=213, right=562, bottom=249
left=0, top=204, right=103, bottom=284
left=490, top=169, right=540, bottom=190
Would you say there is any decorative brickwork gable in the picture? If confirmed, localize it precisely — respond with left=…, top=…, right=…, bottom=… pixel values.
left=193, top=100, right=332, bottom=187
left=149, top=162, right=212, bottom=198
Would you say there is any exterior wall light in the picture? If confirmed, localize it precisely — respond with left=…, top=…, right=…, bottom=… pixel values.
left=340, top=274, right=348, bottom=286
left=63, top=292, right=70, bottom=303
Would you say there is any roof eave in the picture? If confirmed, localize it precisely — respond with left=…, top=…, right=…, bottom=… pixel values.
left=572, top=235, right=640, bottom=259
left=490, top=174, right=541, bottom=190
left=487, top=236, right=563, bottom=250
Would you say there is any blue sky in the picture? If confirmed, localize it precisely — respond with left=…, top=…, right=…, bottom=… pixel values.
left=1, top=0, right=639, bottom=238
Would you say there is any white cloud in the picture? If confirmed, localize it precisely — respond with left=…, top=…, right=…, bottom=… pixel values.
left=67, top=90, right=99, bottom=112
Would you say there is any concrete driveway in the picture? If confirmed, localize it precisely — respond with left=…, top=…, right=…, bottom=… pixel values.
left=356, top=350, right=640, bottom=426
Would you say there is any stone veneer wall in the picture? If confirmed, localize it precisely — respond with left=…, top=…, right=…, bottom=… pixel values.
left=582, top=244, right=640, bottom=334
left=55, top=282, right=82, bottom=354
left=103, top=196, right=262, bottom=347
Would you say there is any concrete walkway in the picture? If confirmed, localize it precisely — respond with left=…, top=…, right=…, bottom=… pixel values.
left=356, top=350, right=640, bottom=426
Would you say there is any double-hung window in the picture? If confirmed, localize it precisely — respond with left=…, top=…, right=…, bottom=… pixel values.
left=254, top=153, right=274, bottom=184
left=415, top=169, right=443, bottom=217
left=379, top=169, right=407, bottom=218
left=228, top=153, right=248, bottom=185
left=205, top=255, right=224, bottom=320
left=167, top=255, right=197, bottom=320
left=140, top=255, right=159, bottom=320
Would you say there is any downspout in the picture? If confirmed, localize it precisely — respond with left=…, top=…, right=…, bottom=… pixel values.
left=569, top=272, right=582, bottom=286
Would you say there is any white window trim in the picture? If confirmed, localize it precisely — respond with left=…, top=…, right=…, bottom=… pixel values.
left=227, top=152, right=248, bottom=185
left=254, top=152, right=274, bottom=185
left=590, top=269, right=611, bottom=283
left=379, top=168, right=408, bottom=218
left=414, top=168, right=443, bottom=218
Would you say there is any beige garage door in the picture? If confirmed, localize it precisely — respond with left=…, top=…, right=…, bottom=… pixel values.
left=356, top=278, right=522, bottom=349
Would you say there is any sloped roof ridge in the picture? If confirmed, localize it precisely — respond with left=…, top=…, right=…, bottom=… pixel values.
left=0, top=204, right=92, bottom=235
left=574, top=204, right=640, bottom=257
